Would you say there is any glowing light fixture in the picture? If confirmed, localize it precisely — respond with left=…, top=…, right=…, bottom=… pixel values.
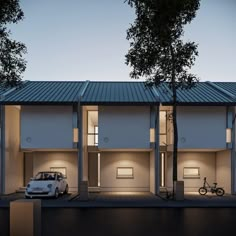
left=161, top=153, right=165, bottom=187
left=98, top=153, right=100, bottom=187
left=150, top=128, right=155, bottom=142
left=73, top=128, right=78, bottom=142
left=226, top=128, right=231, bottom=143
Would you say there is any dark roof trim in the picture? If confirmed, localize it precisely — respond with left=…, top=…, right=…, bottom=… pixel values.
left=161, top=102, right=236, bottom=106
left=80, top=101, right=158, bottom=106
left=1, top=101, right=77, bottom=105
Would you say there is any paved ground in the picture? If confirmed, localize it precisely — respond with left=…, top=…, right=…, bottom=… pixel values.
left=1, top=191, right=236, bottom=208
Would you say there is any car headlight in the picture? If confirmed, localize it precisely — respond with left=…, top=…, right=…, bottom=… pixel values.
left=47, top=184, right=52, bottom=188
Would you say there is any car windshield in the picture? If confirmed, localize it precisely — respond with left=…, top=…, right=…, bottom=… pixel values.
left=34, top=172, right=56, bottom=181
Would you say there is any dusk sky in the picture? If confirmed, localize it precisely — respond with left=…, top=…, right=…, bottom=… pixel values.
left=9, top=0, right=236, bottom=82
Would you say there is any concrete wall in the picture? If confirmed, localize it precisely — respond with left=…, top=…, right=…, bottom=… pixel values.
left=177, top=106, right=226, bottom=149
left=166, top=152, right=216, bottom=192
left=21, top=106, right=73, bottom=149
left=33, top=152, right=78, bottom=192
left=5, top=106, right=24, bottom=194
left=150, top=151, right=155, bottom=193
left=98, top=106, right=150, bottom=149
left=100, top=152, right=150, bottom=191
left=216, top=150, right=231, bottom=193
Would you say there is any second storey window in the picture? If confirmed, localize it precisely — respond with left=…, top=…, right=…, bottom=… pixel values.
left=88, top=111, right=98, bottom=146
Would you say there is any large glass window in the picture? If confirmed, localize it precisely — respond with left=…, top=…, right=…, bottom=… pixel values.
left=87, top=111, right=98, bottom=146
left=159, top=111, right=167, bottom=145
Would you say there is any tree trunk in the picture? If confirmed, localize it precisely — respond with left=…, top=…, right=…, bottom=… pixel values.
left=170, top=45, right=178, bottom=195
left=172, top=87, right=178, bottom=182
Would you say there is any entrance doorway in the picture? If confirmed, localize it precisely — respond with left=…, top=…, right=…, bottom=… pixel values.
left=88, top=153, right=100, bottom=188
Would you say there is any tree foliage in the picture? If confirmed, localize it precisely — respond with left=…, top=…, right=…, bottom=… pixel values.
left=126, top=0, right=200, bottom=186
left=0, top=0, right=27, bottom=88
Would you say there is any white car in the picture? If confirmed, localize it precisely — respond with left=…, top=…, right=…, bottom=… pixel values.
left=25, top=171, right=69, bottom=199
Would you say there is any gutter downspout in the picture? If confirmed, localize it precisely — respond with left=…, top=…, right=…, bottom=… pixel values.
left=155, top=105, right=160, bottom=195
left=152, top=86, right=160, bottom=195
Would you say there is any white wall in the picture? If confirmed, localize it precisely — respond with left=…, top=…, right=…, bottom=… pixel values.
left=98, top=106, right=150, bottom=149
left=216, top=150, right=231, bottom=193
left=100, top=152, right=150, bottom=191
left=166, top=152, right=216, bottom=192
left=5, top=106, right=24, bottom=194
left=21, top=106, right=73, bottom=149
left=33, top=152, right=78, bottom=192
left=177, top=106, right=226, bottom=149
left=150, top=151, right=155, bottom=193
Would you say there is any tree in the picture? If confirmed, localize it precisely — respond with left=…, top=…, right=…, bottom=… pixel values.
left=0, top=0, right=27, bottom=88
left=125, top=0, right=200, bottom=195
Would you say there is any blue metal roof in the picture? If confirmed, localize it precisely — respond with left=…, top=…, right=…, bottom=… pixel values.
left=214, top=82, right=236, bottom=98
left=0, top=85, right=16, bottom=96
left=154, top=82, right=235, bottom=105
left=1, top=81, right=85, bottom=104
left=0, top=80, right=235, bottom=105
left=81, top=81, right=159, bottom=104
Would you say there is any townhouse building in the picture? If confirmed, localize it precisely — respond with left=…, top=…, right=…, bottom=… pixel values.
left=0, top=80, right=235, bottom=197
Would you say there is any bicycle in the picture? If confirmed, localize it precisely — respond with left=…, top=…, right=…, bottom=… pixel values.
left=198, top=177, right=225, bottom=196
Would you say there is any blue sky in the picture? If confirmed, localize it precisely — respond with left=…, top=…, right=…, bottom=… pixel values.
left=9, top=0, right=236, bottom=82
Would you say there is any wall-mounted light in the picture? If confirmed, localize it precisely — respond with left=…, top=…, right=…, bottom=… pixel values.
left=150, top=128, right=155, bottom=143
left=161, top=153, right=165, bottom=187
left=73, top=128, right=78, bottom=143
left=226, top=128, right=231, bottom=143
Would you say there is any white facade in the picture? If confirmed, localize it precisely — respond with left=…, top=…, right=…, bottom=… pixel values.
left=21, top=105, right=74, bottom=149
left=177, top=106, right=227, bottom=149
left=98, top=106, right=150, bottom=149
left=0, top=93, right=235, bottom=196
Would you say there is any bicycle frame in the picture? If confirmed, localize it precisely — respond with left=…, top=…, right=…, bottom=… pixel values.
left=202, top=177, right=217, bottom=193
left=199, top=177, right=225, bottom=196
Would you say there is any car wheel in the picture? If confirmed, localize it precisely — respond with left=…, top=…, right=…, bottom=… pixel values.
left=64, top=185, right=69, bottom=194
left=54, top=188, right=59, bottom=198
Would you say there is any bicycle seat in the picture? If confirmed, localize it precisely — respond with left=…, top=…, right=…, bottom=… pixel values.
left=213, top=182, right=217, bottom=185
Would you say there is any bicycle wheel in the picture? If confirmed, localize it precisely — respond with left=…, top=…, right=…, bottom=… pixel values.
left=198, top=187, right=207, bottom=195
left=216, top=188, right=225, bottom=196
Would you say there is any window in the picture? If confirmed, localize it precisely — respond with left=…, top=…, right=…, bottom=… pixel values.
left=183, top=167, right=200, bottom=179
left=159, top=111, right=167, bottom=145
left=94, top=126, right=98, bottom=145
left=50, top=167, right=67, bottom=178
left=87, top=111, right=98, bottom=146
left=116, top=167, right=134, bottom=179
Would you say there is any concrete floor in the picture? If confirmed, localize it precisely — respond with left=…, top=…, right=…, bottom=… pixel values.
left=1, top=191, right=236, bottom=207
